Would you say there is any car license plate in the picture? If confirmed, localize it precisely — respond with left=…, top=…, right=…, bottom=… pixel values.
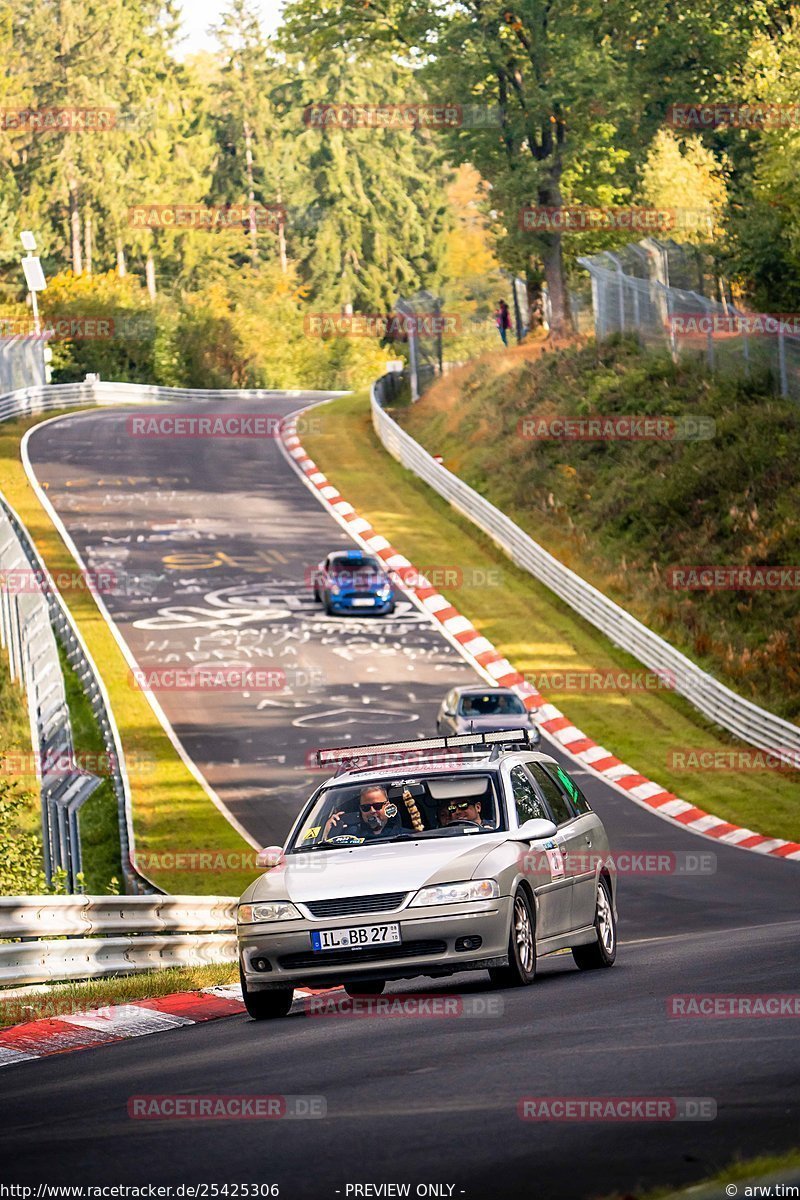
left=351, top=598, right=375, bottom=607
left=311, top=924, right=401, bottom=951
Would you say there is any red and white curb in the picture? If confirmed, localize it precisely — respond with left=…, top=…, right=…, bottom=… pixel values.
left=0, top=984, right=347, bottom=1067
left=279, top=413, right=800, bottom=864
left=0, top=986, right=246, bottom=1068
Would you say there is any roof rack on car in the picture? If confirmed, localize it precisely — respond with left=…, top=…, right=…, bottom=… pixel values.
left=315, top=728, right=538, bottom=771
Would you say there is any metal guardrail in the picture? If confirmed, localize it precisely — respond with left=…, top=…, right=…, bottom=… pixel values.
left=371, top=377, right=800, bottom=765
left=0, top=895, right=237, bottom=986
left=0, top=504, right=104, bottom=890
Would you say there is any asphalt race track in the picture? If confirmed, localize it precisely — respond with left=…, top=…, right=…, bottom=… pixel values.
left=2, top=391, right=798, bottom=1199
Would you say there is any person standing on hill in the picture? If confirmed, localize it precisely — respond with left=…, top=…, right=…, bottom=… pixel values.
left=495, top=299, right=512, bottom=345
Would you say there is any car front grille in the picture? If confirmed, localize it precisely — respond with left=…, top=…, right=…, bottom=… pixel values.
left=303, top=892, right=407, bottom=918
left=277, top=940, right=447, bottom=970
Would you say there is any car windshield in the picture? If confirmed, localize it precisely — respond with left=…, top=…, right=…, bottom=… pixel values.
left=287, top=773, right=504, bottom=851
left=458, top=693, right=526, bottom=716
left=329, top=557, right=385, bottom=586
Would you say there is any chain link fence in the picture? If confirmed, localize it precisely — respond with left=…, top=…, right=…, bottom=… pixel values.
left=578, top=239, right=800, bottom=401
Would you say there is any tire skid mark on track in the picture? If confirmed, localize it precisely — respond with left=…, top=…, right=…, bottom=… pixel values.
left=279, top=410, right=800, bottom=864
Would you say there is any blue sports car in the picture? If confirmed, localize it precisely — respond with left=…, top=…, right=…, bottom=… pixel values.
left=312, top=549, right=396, bottom=615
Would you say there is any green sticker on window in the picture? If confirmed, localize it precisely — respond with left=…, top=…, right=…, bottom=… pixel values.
left=555, top=766, right=579, bottom=801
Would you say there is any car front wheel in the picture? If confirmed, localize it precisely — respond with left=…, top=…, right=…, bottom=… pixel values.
left=240, top=967, right=294, bottom=1020
left=572, top=877, right=616, bottom=970
left=488, top=887, right=537, bottom=988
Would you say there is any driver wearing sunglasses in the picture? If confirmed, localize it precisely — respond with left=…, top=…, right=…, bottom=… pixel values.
left=437, top=797, right=493, bottom=829
left=324, top=785, right=401, bottom=841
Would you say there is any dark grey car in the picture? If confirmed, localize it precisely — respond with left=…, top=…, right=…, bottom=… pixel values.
left=436, top=685, right=541, bottom=747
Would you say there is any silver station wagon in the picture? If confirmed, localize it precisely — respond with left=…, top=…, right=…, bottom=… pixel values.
left=237, top=731, right=618, bottom=1019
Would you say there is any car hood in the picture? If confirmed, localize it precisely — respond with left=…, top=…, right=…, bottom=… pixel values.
left=247, top=834, right=507, bottom=904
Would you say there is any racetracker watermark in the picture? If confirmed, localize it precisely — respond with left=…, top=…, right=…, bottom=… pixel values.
left=518, top=1096, right=717, bottom=1121
left=127, top=1095, right=326, bottom=1120
left=304, top=994, right=504, bottom=1019
left=668, top=994, right=800, bottom=1018
left=128, top=204, right=285, bottom=231
left=126, top=414, right=321, bottom=438
left=0, top=106, right=117, bottom=132
left=305, top=564, right=503, bottom=590
left=303, top=103, right=500, bottom=130
left=0, top=995, right=139, bottom=1027
left=0, top=750, right=155, bottom=778
left=519, top=206, right=675, bottom=233
left=0, top=566, right=116, bottom=594
left=0, top=315, right=115, bottom=340
left=524, top=669, right=675, bottom=693
left=517, top=415, right=716, bottom=441
left=304, top=313, right=460, bottom=338
left=130, top=667, right=287, bottom=692
left=133, top=849, right=326, bottom=874
left=519, top=849, right=716, bottom=879
left=666, top=102, right=800, bottom=130
left=130, top=667, right=325, bottom=692
left=667, top=748, right=800, bottom=772
left=665, top=565, right=800, bottom=590
left=669, top=313, right=800, bottom=338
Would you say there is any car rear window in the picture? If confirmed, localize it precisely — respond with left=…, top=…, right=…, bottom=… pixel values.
left=459, top=693, right=526, bottom=716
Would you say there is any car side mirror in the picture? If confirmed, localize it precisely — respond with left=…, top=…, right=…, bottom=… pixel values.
left=510, top=818, right=558, bottom=842
left=256, top=845, right=285, bottom=869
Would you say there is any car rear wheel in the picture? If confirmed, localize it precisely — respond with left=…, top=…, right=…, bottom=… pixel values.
left=343, top=980, right=386, bottom=997
left=572, top=878, right=616, bottom=970
left=240, top=967, right=294, bottom=1020
left=488, top=887, right=537, bottom=988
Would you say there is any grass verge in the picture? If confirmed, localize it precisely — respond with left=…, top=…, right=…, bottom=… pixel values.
left=0, top=963, right=238, bottom=1029
left=403, top=336, right=800, bottom=723
left=304, top=391, right=800, bottom=842
left=0, top=410, right=258, bottom=895
left=608, top=1148, right=800, bottom=1199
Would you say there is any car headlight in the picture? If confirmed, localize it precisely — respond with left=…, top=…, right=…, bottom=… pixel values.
left=410, top=879, right=500, bottom=907
left=237, top=902, right=301, bottom=924
left=377, top=583, right=392, bottom=597
left=329, top=583, right=341, bottom=596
